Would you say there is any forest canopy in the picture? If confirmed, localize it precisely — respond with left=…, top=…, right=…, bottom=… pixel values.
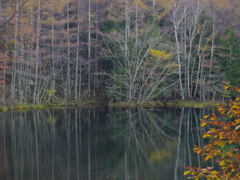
left=0, top=0, right=240, bottom=106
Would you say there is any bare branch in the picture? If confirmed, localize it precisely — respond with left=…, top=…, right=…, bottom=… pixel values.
left=0, top=0, right=28, bottom=29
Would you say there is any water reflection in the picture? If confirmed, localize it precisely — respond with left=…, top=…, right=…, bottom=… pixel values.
left=0, top=107, right=213, bottom=180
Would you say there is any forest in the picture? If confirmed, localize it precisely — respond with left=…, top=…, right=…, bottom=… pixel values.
left=0, top=0, right=240, bottom=106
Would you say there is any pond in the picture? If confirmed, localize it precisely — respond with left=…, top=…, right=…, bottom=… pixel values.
left=0, top=107, right=216, bottom=180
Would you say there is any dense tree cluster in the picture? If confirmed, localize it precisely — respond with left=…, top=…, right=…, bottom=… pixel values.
left=0, top=0, right=240, bottom=105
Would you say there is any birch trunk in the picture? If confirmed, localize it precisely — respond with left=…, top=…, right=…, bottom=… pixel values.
left=66, top=0, right=71, bottom=100
left=87, top=0, right=91, bottom=97
left=33, top=0, right=41, bottom=104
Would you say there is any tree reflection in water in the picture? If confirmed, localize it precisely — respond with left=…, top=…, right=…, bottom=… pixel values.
left=0, top=107, right=213, bottom=180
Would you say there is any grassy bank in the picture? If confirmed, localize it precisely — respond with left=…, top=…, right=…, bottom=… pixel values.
left=166, top=100, right=220, bottom=108
left=108, top=100, right=220, bottom=108
left=0, top=99, right=221, bottom=112
left=0, top=98, right=104, bottom=112
left=108, top=101, right=165, bottom=107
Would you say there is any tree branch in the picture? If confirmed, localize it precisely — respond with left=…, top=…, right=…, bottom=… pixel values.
left=0, top=0, right=28, bottom=29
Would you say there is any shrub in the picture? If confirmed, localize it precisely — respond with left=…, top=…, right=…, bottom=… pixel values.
left=184, top=85, right=240, bottom=179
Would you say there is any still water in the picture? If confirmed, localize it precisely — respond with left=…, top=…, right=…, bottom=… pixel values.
left=0, top=107, right=215, bottom=180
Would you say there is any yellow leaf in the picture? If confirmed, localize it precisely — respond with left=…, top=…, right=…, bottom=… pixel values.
left=43, top=12, right=49, bottom=15
left=219, top=160, right=225, bottom=166
left=183, top=170, right=191, bottom=175
left=203, top=115, right=210, bottom=119
left=201, top=122, right=207, bottom=127
left=132, top=0, right=147, bottom=9
left=203, top=134, right=211, bottom=138
left=149, top=49, right=172, bottom=60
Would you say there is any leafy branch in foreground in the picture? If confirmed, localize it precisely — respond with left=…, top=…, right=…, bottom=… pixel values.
left=184, top=85, right=240, bottom=179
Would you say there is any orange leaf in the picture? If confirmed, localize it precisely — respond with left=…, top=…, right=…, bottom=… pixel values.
left=204, top=154, right=212, bottom=161
left=224, top=86, right=230, bottom=90
left=194, top=148, right=202, bottom=154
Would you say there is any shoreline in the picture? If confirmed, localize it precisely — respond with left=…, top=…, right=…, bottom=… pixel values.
left=0, top=99, right=222, bottom=112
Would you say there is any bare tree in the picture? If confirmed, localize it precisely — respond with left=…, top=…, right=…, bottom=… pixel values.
left=104, top=21, right=177, bottom=104
left=32, top=0, right=41, bottom=104
left=171, top=2, right=188, bottom=100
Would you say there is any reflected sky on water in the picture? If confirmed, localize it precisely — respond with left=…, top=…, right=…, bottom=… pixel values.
left=0, top=107, right=215, bottom=180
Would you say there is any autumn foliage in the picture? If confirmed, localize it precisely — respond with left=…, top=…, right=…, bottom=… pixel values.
left=184, top=85, right=240, bottom=179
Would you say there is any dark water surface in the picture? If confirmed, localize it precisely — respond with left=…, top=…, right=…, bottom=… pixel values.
left=0, top=107, right=215, bottom=180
